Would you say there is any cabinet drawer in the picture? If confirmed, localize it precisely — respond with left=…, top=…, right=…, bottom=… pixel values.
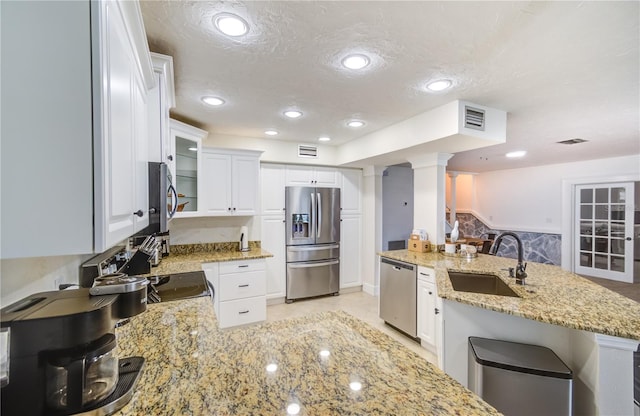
left=219, top=270, right=266, bottom=301
left=418, top=266, right=436, bottom=284
left=218, top=296, right=266, bottom=328
left=219, top=259, right=265, bottom=274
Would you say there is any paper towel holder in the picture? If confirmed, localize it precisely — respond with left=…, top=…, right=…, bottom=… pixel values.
left=239, top=226, right=250, bottom=252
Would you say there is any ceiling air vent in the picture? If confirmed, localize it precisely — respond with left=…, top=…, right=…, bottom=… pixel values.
left=298, top=145, right=318, bottom=158
left=464, top=106, right=485, bottom=131
left=557, top=138, right=588, bottom=145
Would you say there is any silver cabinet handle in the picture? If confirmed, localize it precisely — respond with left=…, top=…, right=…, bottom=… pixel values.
left=288, top=244, right=339, bottom=252
left=238, top=265, right=249, bottom=268
left=239, top=310, right=250, bottom=314
left=288, top=260, right=339, bottom=268
left=238, top=284, right=249, bottom=288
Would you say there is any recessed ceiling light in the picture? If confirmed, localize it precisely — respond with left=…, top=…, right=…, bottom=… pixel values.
left=264, top=130, right=279, bottom=136
left=347, top=120, right=365, bottom=128
left=506, top=150, right=527, bottom=158
left=318, top=136, right=331, bottom=142
left=342, top=54, right=370, bottom=70
left=426, top=79, right=453, bottom=92
left=213, top=13, right=248, bottom=37
left=284, top=110, right=303, bottom=119
left=202, top=96, right=225, bottom=106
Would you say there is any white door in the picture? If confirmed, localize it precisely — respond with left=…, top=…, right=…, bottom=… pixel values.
left=202, top=152, right=232, bottom=215
left=232, top=155, right=259, bottom=215
left=261, top=215, right=286, bottom=299
left=575, top=182, right=635, bottom=282
left=261, top=164, right=286, bottom=215
left=417, top=279, right=437, bottom=350
left=340, top=215, right=362, bottom=288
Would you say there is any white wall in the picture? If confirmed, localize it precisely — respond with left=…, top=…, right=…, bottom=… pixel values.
left=446, top=173, right=475, bottom=213
left=204, top=133, right=339, bottom=166
left=0, top=254, right=91, bottom=306
left=382, top=166, right=414, bottom=250
left=169, top=216, right=259, bottom=245
left=467, top=155, right=640, bottom=233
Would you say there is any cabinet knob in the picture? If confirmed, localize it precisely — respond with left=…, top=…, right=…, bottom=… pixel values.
left=228, top=207, right=231, bottom=211
left=168, top=155, right=173, bottom=161
left=133, top=210, right=143, bottom=217
left=149, top=208, right=157, bottom=214
left=428, top=291, right=432, bottom=295
left=233, top=207, right=236, bottom=211
left=435, top=308, right=440, bottom=315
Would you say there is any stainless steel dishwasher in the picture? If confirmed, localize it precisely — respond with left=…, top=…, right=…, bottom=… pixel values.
left=379, top=257, right=417, bottom=338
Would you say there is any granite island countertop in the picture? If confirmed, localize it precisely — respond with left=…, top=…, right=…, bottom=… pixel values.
left=113, top=297, right=499, bottom=415
left=378, top=250, right=640, bottom=340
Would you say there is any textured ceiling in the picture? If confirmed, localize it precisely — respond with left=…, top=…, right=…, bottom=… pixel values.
left=140, top=1, right=639, bottom=172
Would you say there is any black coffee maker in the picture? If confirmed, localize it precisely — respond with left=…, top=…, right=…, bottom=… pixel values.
left=0, top=276, right=148, bottom=415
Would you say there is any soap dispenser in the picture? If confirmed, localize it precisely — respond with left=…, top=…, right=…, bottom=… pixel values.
left=450, top=220, right=460, bottom=243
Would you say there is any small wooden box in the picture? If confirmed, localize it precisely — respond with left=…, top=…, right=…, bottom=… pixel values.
left=408, top=239, right=430, bottom=253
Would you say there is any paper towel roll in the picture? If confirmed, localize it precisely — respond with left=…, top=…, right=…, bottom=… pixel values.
left=240, top=226, right=249, bottom=251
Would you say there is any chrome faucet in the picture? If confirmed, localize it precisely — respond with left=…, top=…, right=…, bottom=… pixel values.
left=489, top=232, right=528, bottom=285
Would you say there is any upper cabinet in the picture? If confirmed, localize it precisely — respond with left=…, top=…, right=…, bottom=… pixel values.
left=170, top=119, right=208, bottom=217
left=340, top=169, right=363, bottom=214
left=285, top=165, right=341, bottom=188
left=147, top=53, right=175, bottom=164
left=201, top=149, right=262, bottom=216
left=1, top=0, right=155, bottom=258
left=260, top=164, right=286, bottom=215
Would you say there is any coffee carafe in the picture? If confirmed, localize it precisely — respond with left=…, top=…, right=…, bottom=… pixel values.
left=0, top=276, right=148, bottom=415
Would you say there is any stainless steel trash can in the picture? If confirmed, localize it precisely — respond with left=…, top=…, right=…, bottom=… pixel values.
left=468, top=337, right=572, bottom=416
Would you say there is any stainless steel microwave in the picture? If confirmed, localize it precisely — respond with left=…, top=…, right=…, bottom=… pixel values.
left=148, top=162, right=177, bottom=233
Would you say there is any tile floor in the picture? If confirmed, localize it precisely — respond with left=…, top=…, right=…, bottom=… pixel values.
left=267, top=291, right=438, bottom=366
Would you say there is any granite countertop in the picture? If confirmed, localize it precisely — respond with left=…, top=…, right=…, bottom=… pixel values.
left=146, top=243, right=273, bottom=275
left=114, top=297, right=499, bottom=415
left=378, top=250, right=640, bottom=340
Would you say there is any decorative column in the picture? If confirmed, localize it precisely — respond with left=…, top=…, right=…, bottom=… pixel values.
left=448, top=171, right=459, bottom=226
left=361, top=166, right=385, bottom=296
left=407, top=153, right=453, bottom=246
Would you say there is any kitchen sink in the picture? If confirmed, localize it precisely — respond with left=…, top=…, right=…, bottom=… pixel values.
left=447, top=271, right=520, bottom=297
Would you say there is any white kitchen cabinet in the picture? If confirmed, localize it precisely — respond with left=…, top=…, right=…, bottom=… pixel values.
left=285, top=165, right=341, bottom=188
left=201, top=149, right=261, bottom=216
left=170, top=119, right=207, bottom=217
left=204, top=259, right=267, bottom=329
left=261, top=215, right=286, bottom=300
left=417, top=266, right=441, bottom=357
left=340, top=169, right=363, bottom=215
left=340, top=215, right=362, bottom=288
left=260, top=164, right=286, bottom=215
left=1, top=0, right=154, bottom=258
left=147, top=53, right=175, bottom=164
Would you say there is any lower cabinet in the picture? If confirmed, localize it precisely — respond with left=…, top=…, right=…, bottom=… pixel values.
left=340, top=215, right=362, bottom=288
left=417, top=266, right=441, bottom=361
left=261, top=215, right=286, bottom=300
left=203, top=258, right=267, bottom=329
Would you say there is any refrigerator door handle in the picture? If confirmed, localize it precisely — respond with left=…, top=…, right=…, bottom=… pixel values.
left=310, top=192, right=316, bottom=240
left=288, top=244, right=340, bottom=252
left=317, top=192, right=322, bottom=239
left=288, top=260, right=339, bottom=268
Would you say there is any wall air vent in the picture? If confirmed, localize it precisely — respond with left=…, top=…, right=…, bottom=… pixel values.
left=464, top=106, right=486, bottom=131
left=557, top=138, right=588, bottom=145
left=298, top=145, right=318, bottom=158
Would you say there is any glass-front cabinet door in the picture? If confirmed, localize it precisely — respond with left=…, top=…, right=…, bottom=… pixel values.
left=169, top=119, right=208, bottom=217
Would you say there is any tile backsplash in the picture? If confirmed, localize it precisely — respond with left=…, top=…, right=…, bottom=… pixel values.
left=452, top=212, right=561, bottom=265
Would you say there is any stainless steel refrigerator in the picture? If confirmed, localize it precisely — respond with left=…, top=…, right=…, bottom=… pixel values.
left=285, top=186, right=340, bottom=302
